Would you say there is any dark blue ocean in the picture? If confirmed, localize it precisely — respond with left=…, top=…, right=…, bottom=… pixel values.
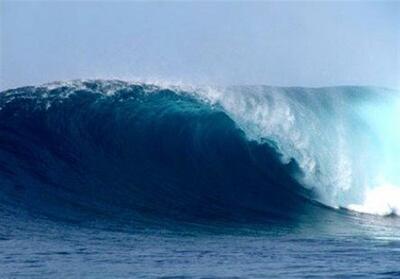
left=1, top=80, right=399, bottom=278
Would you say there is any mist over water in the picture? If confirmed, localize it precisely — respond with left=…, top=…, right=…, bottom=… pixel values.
left=197, top=85, right=400, bottom=214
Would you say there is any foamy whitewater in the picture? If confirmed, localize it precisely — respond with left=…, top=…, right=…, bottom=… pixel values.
left=1, top=80, right=400, bottom=278
left=198, top=85, right=400, bottom=216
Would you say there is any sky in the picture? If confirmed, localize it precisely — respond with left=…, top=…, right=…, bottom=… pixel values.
left=1, top=1, right=399, bottom=90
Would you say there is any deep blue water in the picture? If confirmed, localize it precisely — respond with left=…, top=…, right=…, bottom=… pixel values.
left=1, top=80, right=399, bottom=278
left=2, top=210, right=400, bottom=278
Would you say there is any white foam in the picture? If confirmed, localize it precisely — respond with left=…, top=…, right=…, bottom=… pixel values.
left=348, top=183, right=400, bottom=216
left=196, top=85, right=400, bottom=214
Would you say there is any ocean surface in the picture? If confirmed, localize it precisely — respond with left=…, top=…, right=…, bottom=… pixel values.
left=1, top=80, right=399, bottom=278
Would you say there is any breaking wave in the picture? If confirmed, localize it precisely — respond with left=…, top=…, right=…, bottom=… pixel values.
left=0, top=80, right=399, bottom=222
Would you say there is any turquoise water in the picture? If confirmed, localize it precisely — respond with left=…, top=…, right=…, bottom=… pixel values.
left=1, top=80, right=399, bottom=278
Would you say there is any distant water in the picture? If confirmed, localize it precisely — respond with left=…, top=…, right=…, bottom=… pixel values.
left=1, top=80, right=399, bottom=278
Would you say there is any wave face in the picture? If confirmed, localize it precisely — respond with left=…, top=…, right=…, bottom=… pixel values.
left=0, top=80, right=399, bottom=222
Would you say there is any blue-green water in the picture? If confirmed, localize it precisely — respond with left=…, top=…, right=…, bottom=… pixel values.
left=1, top=80, right=399, bottom=278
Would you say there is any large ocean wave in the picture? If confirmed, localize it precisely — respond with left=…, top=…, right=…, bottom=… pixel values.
left=0, top=80, right=399, bottom=223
